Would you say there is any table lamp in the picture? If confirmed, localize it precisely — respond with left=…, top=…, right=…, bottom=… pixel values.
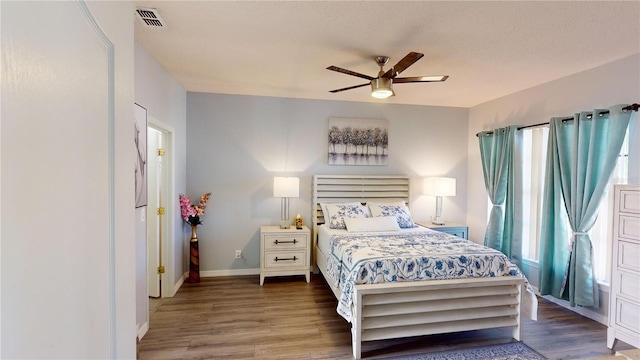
left=423, top=177, right=456, bottom=225
left=273, top=177, right=299, bottom=229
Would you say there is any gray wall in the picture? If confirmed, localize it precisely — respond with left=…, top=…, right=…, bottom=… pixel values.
left=186, top=93, right=469, bottom=274
left=134, top=42, right=187, bottom=332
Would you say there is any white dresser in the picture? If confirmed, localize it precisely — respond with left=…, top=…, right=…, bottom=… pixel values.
left=260, top=225, right=311, bottom=285
left=607, top=184, right=640, bottom=349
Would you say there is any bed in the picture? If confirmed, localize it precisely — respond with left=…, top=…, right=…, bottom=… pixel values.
left=312, top=175, right=537, bottom=359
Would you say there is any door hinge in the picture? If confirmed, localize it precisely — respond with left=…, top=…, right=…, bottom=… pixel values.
left=157, top=207, right=165, bottom=215
left=157, top=148, right=165, bottom=156
left=157, top=265, right=165, bottom=274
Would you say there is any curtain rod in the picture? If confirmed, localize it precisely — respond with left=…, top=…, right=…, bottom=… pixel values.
left=476, top=103, right=639, bottom=137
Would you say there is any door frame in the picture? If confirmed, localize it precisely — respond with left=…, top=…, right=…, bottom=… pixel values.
left=147, top=116, right=176, bottom=299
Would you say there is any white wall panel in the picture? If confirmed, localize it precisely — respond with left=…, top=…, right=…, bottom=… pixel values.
left=1, top=1, right=135, bottom=357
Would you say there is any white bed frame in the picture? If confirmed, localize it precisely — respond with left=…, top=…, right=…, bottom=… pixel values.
left=312, top=175, right=524, bottom=359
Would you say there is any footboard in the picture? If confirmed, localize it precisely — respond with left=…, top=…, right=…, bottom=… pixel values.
left=351, top=277, right=523, bottom=359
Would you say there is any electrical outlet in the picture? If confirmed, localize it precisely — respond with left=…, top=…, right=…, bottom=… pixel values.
left=235, top=250, right=242, bottom=259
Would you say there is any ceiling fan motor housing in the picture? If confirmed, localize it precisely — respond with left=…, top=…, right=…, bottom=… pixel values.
left=371, top=77, right=394, bottom=98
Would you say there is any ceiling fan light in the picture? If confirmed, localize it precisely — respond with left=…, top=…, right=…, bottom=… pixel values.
left=371, top=78, right=394, bottom=99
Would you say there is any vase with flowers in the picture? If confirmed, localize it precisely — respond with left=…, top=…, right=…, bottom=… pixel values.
left=179, top=192, right=212, bottom=283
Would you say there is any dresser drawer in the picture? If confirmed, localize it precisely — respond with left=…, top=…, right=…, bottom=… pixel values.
left=615, top=298, right=640, bottom=334
left=619, top=189, right=640, bottom=215
left=619, top=215, right=640, bottom=242
left=264, top=234, right=308, bottom=250
left=616, top=271, right=640, bottom=303
left=618, top=241, right=640, bottom=274
left=263, top=250, right=308, bottom=269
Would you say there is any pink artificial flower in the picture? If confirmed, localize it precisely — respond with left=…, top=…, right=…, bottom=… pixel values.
left=179, top=193, right=212, bottom=226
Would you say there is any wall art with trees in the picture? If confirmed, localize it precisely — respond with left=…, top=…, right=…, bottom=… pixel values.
left=328, top=117, right=388, bottom=166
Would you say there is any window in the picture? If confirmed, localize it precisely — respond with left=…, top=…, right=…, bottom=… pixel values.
left=517, top=127, right=629, bottom=283
left=521, top=127, right=548, bottom=262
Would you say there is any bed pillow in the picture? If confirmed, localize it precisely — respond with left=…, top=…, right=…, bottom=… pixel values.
left=344, top=216, right=401, bottom=233
left=367, top=200, right=407, bottom=207
left=368, top=203, right=417, bottom=228
left=320, top=202, right=369, bottom=221
left=324, top=203, right=370, bottom=229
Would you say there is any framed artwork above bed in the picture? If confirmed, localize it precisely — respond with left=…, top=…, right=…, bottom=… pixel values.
left=328, top=117, right=388, bottom=166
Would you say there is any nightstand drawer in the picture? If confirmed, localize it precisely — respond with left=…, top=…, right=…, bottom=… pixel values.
left=264, top=234, right=308, bottom=250
left=417, top=222, right=468, bottom=240
left=263, top=251, right=308, bottom=269
left=440, top=227, right=468, bottom=239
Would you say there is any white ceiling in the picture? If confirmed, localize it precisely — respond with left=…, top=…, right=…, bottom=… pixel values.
left=134, top=1, right=640, bottom=108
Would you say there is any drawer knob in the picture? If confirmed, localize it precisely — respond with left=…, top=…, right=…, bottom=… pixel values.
left=274, top=256, right=298, bottom=262
left=274, top=239, right=298, bottom=245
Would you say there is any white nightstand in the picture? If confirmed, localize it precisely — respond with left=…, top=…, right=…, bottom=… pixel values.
left=417, top=221, right=468, bottom=239
left=260, top=225, right=311, bottom=285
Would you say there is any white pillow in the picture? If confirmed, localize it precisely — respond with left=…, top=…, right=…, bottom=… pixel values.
left=344, top=216, right=401, bottom=232
left=324, top=203, right=370, bottom=229
left=320, top=202, right=367, bottom=221
left=368, top=203, right=417, bottom=228
left=367, top=201, right=407, bottom=207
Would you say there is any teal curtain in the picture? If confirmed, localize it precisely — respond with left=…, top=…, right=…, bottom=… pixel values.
left=478, top=125, right=522, bottom=266
left=539, top=105, right=631, bottom=307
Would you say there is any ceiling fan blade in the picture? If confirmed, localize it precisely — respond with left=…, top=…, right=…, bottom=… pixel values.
left=329, top=83, right=370, bottom=93
left=394, top=75, right=449, bottom=83
left=382, top=52, right=424, bottom=78
left=327, top=66, right=374, bottom=81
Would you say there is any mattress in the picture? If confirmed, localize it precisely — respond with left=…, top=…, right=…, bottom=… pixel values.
left=317, top=225, right=536, bottom=322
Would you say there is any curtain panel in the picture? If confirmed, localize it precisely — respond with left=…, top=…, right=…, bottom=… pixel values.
left=478, top=125, right=523, bottom=266
left=539, top=104, right=631, bottom=307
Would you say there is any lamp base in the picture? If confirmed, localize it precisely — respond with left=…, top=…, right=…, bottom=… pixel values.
left=432, top=196, right=445, bottom=225
left=279, top=219, right=291, bottom=229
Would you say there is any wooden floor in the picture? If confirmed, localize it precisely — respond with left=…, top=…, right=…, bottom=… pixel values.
left=138, top=275, right=634, bottom=360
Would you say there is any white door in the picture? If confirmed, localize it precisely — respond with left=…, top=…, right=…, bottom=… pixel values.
left=147, top=127, right=162, bottom=298
left=147, top=125, right=171, bottom=299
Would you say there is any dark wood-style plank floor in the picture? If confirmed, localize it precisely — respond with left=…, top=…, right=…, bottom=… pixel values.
left=138, top=275, right=634, bottom=360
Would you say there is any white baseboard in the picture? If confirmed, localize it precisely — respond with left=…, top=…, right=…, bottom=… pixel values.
left=200, top=268, right=260, bottom=277
left=137, top=321, right=149, bottom=340
left=522, top=261, right=609, bottom=325
left=172, top=273, right=185, bottom=296
left=541, top=294, right=608, bottom=324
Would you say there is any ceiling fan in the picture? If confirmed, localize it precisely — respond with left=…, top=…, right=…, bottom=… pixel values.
left=327, top=52, right=448, bottom=99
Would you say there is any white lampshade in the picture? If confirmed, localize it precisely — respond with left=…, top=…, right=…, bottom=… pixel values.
left=273, top=177, right=299, bottom=198
left=423, top=177, right=456, bottom=197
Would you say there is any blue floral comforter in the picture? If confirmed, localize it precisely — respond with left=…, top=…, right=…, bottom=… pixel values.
left=325, top=229, right=535, bottom=322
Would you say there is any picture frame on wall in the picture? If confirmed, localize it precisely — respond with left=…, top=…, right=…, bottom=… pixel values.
left=328, top=117, right=389, bottom=166
left=134, top=103, right=147, bottom=208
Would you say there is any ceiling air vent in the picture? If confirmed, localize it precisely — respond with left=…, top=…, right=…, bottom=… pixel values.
left=135, top=7, right=166, bottom=28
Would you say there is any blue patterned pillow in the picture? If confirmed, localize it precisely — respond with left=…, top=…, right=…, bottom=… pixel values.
left=325, top=204, right=370, bottom=229
left=368, top=203, right=417, bottom=228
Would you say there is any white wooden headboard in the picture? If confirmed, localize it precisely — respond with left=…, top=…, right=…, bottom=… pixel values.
left=311, top=174, right=411, bottom=242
